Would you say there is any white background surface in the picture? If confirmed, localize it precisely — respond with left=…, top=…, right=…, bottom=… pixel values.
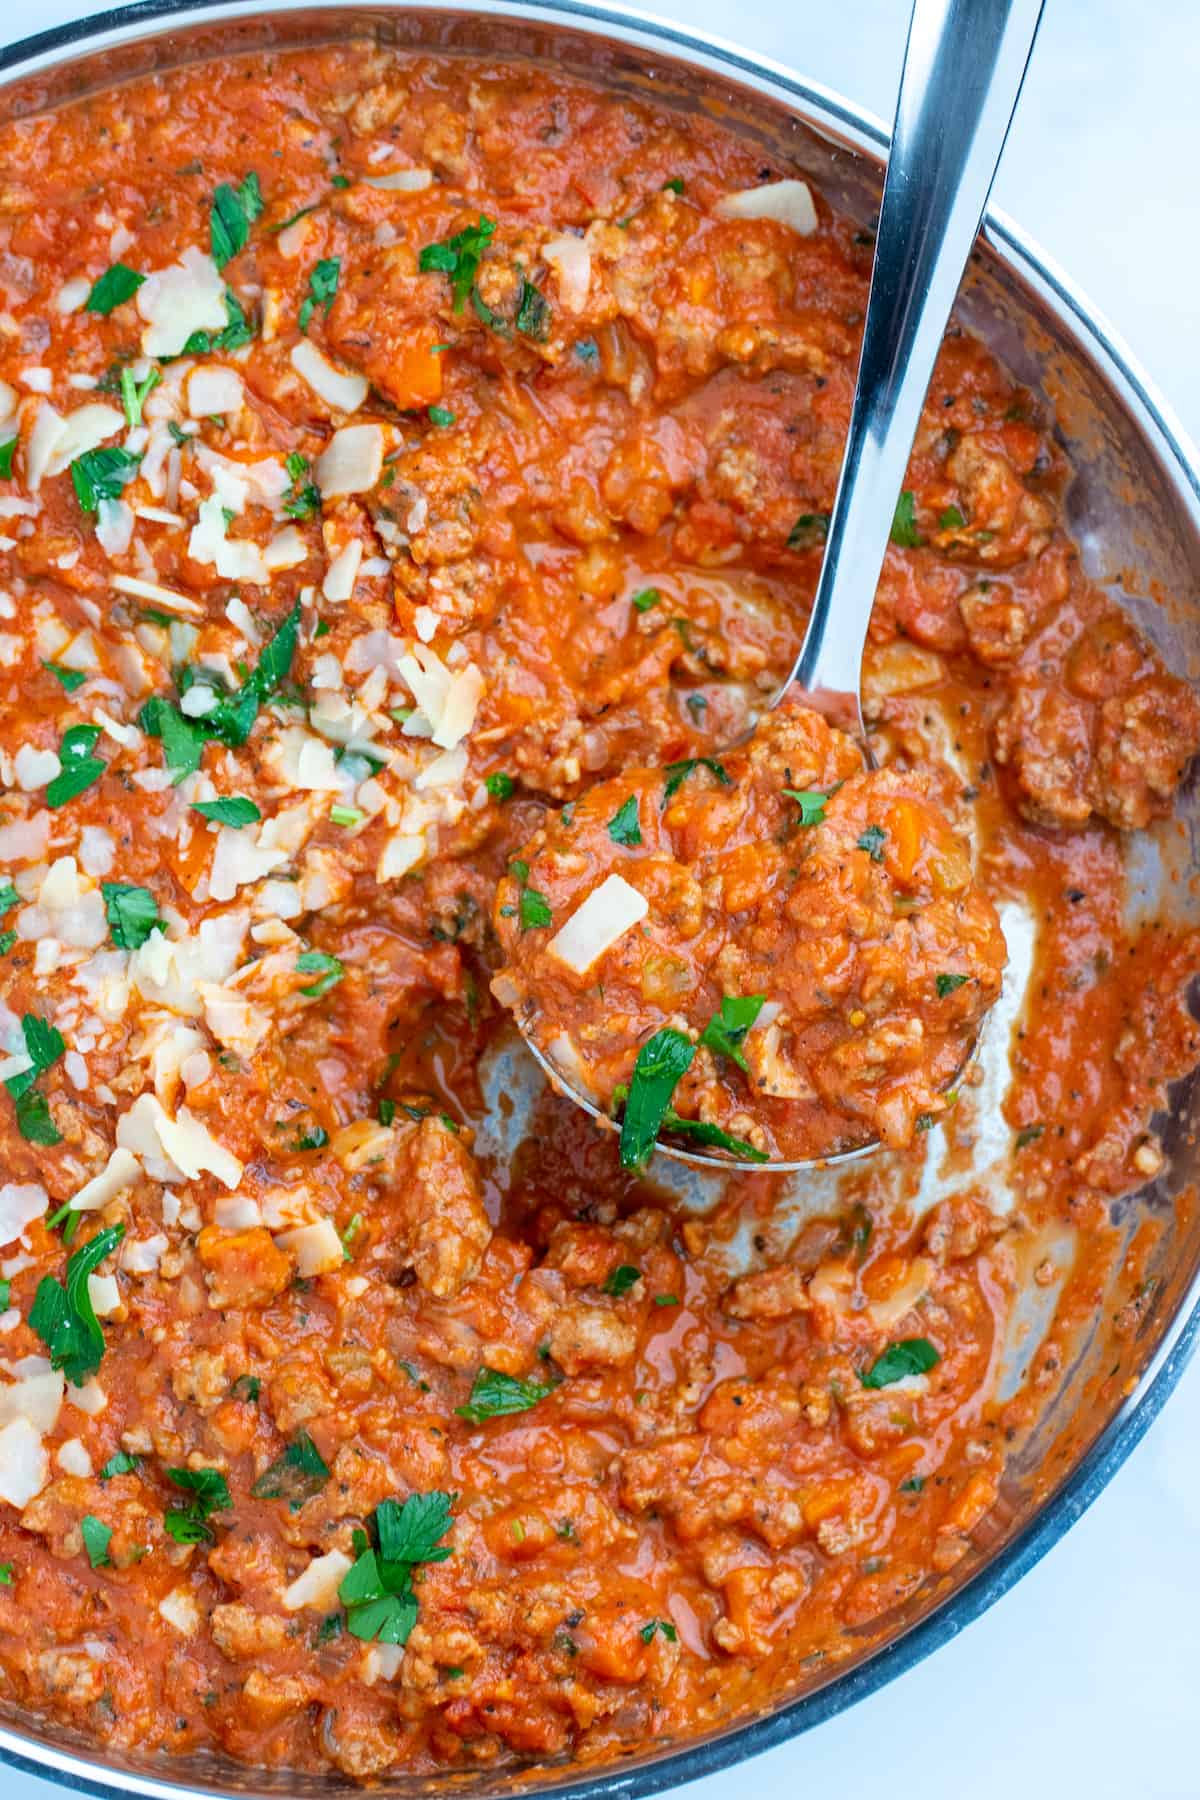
left=1, top=2, right=1199, bottom=1797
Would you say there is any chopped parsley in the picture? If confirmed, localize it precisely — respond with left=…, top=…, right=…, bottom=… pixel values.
left=80, top=1514, right=113, bottom=1569
left=418, top=215, right=496, bottom=314
left=180, top=287, right=255, bottom=356
left=603, top=1264, right=641, bottom=1298
left=298, top=256, right=341, bottom=332
left=0, top=1564, right=13, bottom=1584
left=230, top=1375, right=261, bottom=1403
left=250, top=1432, right=330, bottom=1503
left=210, top=171, right=264, bottom=269
left=192, top=795, right=261, bottom=828
left=140, top=600, right=300, bottom=779
left=294, top=1126, right=329, bottom=1151
left=0, top=1279, right=8, bottom=1309
left=120, top=365, right=161, bottom=428
left=163, top=1466, right=232, bottom=1543
left=338, top=1492, right=456, bottom=1643
left=860, top=1337, right=940, bottom=1390
left=42, top=661, right=86, bottom=694
left=0, top=883, right=19, bottom=915
left=101, top=882, right=164, bottom=951
left=699, top=993, right=764, bottom=1073
left=13, top=1090, right=60, bottom=1146
left=99, top=1451, right=140, bottom=1480
left=661, top=1111, right=768, bottom=1162
left=619, top=1027, right=695, bottom=1168
left=631, top=586, right=662, bottom=614
left=427, top=404, right=456, bottom=427
left=455, top=1367, right=555, bottom=1424
left=296, top=950, right=345, bottom=998
left=661, top=757, right=731, bottom=806
left=282, top=450, right=321, bottom=518
left=662, top=176, right=685, bottom=194
left=0, top=439, right=16, bottom=481
left=889, top=489, right=922, bottom=548
left=85, top=263, right=144, bottom=315
left=69, top=446, right=141, bottom=513
left=857, top=823, right=887, bottom=863
left=607, top=795, right=643, bottom=847
left=787, top=511, right=830, bottom=549
left=939, top=504, right=966, bottom=530
left=935, top=972, right=968, bottom=997
left=46, top=723, right=106, bottom=809
left=1015, top=1124, right=1044, bottom=1149
left=29, top=1224, right=125, bottom=1383
left=639, top=1618, right=677, bottom=1643
left=519, top=885, right=552, bottom=930
left=485, top=771, right=514, bottom=802
left=783, top=787, right=830, bottom=826
left=515, top=276, right=551, bottom=340
left=5, top=1012, right=65, bottom=1150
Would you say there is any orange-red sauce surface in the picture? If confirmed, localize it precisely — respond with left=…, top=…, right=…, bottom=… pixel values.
left=0, top=43, right=1196, bottom=1785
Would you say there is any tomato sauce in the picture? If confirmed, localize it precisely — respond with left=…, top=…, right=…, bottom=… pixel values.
left=0, top=42, right=1194, bottom=1785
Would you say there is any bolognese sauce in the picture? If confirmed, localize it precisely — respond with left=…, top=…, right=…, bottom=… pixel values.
left=0, top=41, right=1193, bottom=1786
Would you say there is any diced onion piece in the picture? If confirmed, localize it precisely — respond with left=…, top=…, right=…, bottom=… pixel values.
left=290, top=341, right=368, bottom=414
left=542, top=232, right=591, bottom=312
left=274, top=1218, right=344, bottom=1276
left=378, top=832, right=425, bottom=881
left=87, top=1273, right=122, bottom=1319
left=364, top=168, right=433, bottom=191
left=546, top=873, right=648, bottom=974
left=715, top=178, right=818, bottom=236
left=57, top=1437, right=93, bottom=1477
left=0, top=1416, right=48, bottom=1507
left=187, top=365, right=244, bottom=418
left=315, top=423, right=383, bottom=498
left=137, top=247, right=227, bottom=357
left=158, top=1588, right=201, bottom=1635
left=283, top=1548, right=353, bottom=1611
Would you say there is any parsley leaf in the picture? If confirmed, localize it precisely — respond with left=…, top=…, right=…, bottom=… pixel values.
left=939, top=504, right=966, bottom=531
left=0, top=439, right=16, bottom=481
left=699, top=993, right=764, bottom=1073
left=515, top=276, right=551, bottom=341
left=0, top=1563, right=12, bottom=1584
left=662, top=757, right=731, bottom=806
left=140, top=601, right=300, bottom=779
left=80, top=1514, right=113, bottom=1569
left=935, top=972, right=968, bottom=997
left=661, top=1110, right=769, bottom=1162
left=180, top=287, right=255, bottom=356
left=857, top=823, right=887, bottom=863
left=28, top=1224, right=125, bottom=1384
left=889, top=489, right=922, bottom=548
left=250, top=1432, right=330, bottom=1503
left=296, top=950, right=344, bottom=998
left=192, top=796, right=261, bottom=828
left=46, top=723, right=106, bottom=809
left=298, top=256, right=341, bottom=332
left=101, top=882, right=164, bottom=951
left=427, top=404, right=456, bottom=427
left=14, top=1089, right=60, bottom=1145
left=163, top=1465, right=232, bottom=1543
left=783, top=787, right=829, bottom=826
left=631, top=586, right=662, bottom=614
left=120, top=365, right=161, bottom=429
left=85, top=263, right=145, bottom=315
left=418, top=216, right=497, bottom=314
left=786, top=511, right=830, bottom=549
left=607, top=796, right=643, bottom=847
left=42, top=661, right=86, bottom=693
left=283, top=450, right=320, bottom=518
left=603, top=1264, right=641, bottom=1297
left=0, top=882, right=17, bottom=915
left=640, top=1618, right=677, bottom=1643
left=99, top=1451, right=140, bottom=1480
left=339, top=1492, right=456, bottom=1643
left=210, top=172, right=264, bottom=269
left=6, top=1013, right=65, bottom=1100
left=485, top=771, right=514, bottom=802
left=69, top=446, right=140, bottom=513
left=619, top=1027, right=695, bottom=1168
left=860, top=1337, right=940, bottom=1389
left=519, top=886, right=552, bottom=930
left=455, top=1368, right=555, bottom=1424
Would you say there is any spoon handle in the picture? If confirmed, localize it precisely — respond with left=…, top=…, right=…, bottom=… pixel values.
left=788, top=0, right=1045, bottom=724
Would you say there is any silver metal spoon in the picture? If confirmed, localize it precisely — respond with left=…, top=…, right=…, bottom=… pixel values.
left=524, top=0, right=1046, bottom=1171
